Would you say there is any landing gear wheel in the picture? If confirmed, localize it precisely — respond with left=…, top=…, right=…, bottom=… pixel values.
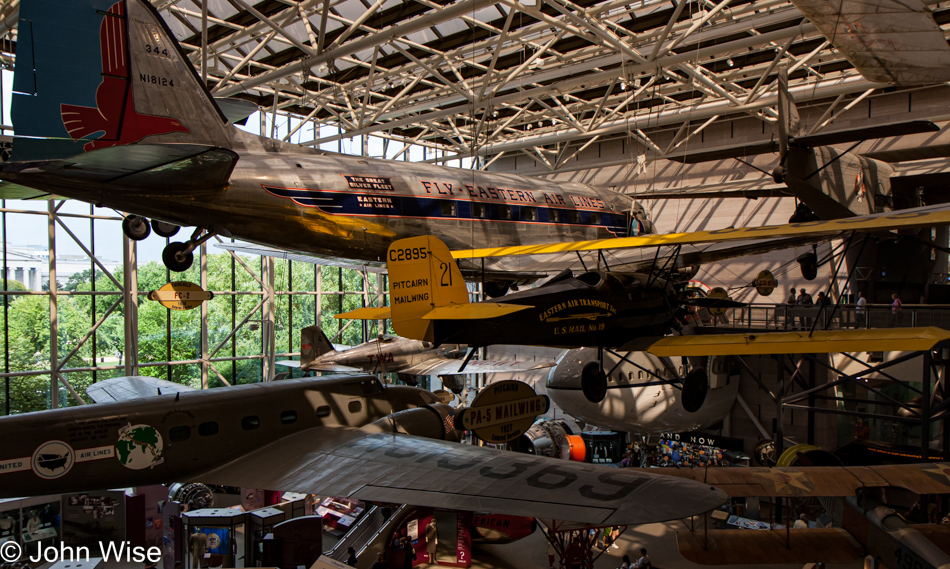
left=163, top=242, right=194, bottom=272
left=484, top=281, right=511, bottom=298
left=122, top=215, right=151, bottom=241
left=581, top=362, right=608, bottom=403
left=151, top=219, right=180, bottom=238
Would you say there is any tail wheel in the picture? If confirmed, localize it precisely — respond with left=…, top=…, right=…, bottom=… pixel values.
left=122, top=215, right=151, bottom=241
left=151, top=219, right=180, bottom=238
left=581, top=362, right=608, bottom=403
left=163, top=242, right=194, bottom=272
left=681, top=367, right=709, bottom=413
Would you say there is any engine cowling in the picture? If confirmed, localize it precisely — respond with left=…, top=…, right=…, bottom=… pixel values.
left=363, top=403, right=459, bottom=441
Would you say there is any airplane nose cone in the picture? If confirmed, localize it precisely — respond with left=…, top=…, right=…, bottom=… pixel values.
left=546, top=348, right=598, bottom=390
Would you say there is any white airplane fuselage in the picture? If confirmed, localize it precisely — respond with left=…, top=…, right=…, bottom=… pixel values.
left=546, top=348, right=740, bottom=434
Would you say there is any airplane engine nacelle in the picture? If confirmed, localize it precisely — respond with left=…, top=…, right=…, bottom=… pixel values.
left=546, top=349, right=740, bottom=434
left=363, top=403, right=459, bottom=441
left=509, top=420, right=574, bottom=458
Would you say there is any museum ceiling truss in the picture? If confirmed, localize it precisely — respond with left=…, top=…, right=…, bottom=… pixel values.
left=2, top=0, right=946, bottom=169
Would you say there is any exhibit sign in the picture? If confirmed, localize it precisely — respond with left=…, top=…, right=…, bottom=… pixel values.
left=707, top=287, right=730, bottom=316
left=147, top=282, right=213, bottom=310
left=456, top=380, right=549, bottom=443
left=754, top=270, right=778, bottom=296
left=311, top=555, right=349, bottom=569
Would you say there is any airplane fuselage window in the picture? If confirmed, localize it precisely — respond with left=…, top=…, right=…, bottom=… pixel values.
left=498, top=205, right=512, bottom=220
left=590, top=212, right=600, bottom=225
left=569, top=211, right=580, bottom=224
left=169, top=426, right=191, bottom=441
left=242, top=416, right=261, bottom=430
left=281, top=410, right=298, bottom=424
left=315, top=405, right=331, bottom=418
left=348, top=401, right=362, bottom=414
left=549, top=209, right=560, bottom=222
left=441, top=201, right=456, bottom=216
left=198, top=422, right=218, bottom=436
left=523, top=207, right=537, bottom=221
left=472, top=203, right=486, bottom=218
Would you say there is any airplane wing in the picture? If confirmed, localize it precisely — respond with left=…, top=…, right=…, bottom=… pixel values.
left=792, top=0, right=950, bottom=85
left=400, top=358, right=555, bottom=377
left=195, top=427, right=727, bottom=526
left=647, top=327, right=950, bottom=357
left=0, top=144, right=238, bottom=191
left=274, top=360, right=363, bottom=373
left=657, top=462, right=950, bottom=498
left=215, top=242, right=388, bottom=273
left=452, top=204, right=950, bottom=260
left=86, top=376, right=197, bottom=403
left=634, top=179, right=789, bottom=200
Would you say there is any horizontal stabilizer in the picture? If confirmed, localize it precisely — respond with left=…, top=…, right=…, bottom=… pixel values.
left=422, top=303, right=533, bottom=320
left=86, top=376, right=196, bottom=403
left=336, top=307, right=392, bottom=320
left=214, top=98, right=259, bottom=125
left=647, top=326, right=950, bottom=357
left=792, top=120, right=939, bottom=148
left=301, top=363, right=361, bottom=373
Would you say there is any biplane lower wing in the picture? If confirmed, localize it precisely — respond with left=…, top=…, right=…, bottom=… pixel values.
left=646, top=327, right=950, bottom=357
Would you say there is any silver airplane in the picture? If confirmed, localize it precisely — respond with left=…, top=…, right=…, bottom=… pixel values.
left=0, top=0, right=652, bottom=294
left=546, top=349, right=740, bottom=434
left=0, top=374, right=726, bottom=528
left=278, top=326, right=555, bottom=392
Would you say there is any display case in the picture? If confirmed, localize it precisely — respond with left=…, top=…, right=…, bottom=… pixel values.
left=181, top=509, right=245, bottom=569
left=245, top=507, right=285, bottom=567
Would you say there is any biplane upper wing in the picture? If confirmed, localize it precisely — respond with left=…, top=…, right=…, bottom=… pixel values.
left=196, top=427, right=728, bottom=526
left=452, top=204, right=950, bottom=260
left=657, top=462, right=950, bottom=498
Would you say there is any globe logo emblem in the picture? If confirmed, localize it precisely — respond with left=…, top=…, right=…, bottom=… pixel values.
left=116, top=424, right=165, bottom=470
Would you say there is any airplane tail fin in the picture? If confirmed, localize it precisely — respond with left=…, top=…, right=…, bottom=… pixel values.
left=12, top=0, right=232, bottom=161
left=301, top=326, right=336, bottom=366
left=387, top=236, right=470, bottom=342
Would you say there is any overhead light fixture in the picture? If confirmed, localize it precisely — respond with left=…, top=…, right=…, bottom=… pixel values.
left=620, top=80, right=626, bottom=90
left=727, top=58, right=734, bottom=67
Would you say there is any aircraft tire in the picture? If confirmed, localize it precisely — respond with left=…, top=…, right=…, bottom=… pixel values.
left=122, top=215, right=151, bottom=241
left=484, top=281, right=511, bottom=298
left=581, top=362, right=607, bottom=403
left=151, top=219, right=180, bottom=238
left=163, top=242, right=194, bottom=272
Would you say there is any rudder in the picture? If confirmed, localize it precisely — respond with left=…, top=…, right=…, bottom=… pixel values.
left=387, top=236, right=469, bottom=342
left=12, top=0, right=232, bottom=161
left=300, top=326, right=335, bottom=366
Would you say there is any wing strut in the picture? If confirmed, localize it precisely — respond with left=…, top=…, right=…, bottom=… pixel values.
left=808, top=231, right=864, bottom=337
left=456, top=346, right=479, bottom=373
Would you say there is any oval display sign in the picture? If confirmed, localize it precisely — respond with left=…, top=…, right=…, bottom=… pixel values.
left=754, top=270, right=778, bottom=296
left=707, top=287, right=730, bottom=316
left=456, top=380, right=549, bottom=444
left=147, top=281, right=213, bottom=310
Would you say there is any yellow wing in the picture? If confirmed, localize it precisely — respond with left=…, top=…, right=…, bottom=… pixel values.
left=452, top=205, right=950, bottom=260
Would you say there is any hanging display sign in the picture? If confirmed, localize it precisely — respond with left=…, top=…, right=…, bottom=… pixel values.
left=456, top=380, right=549, bottom=443
left=147, top=281, right=213, bottom=310
left=707, top=287, right=730, bottom=317
left=754, top=270, right=778, bottom=296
